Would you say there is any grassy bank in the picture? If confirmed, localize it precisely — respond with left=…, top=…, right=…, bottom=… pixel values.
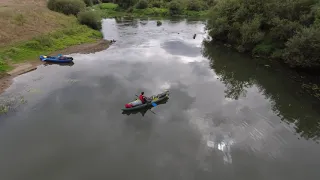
left=0, top=24, right=102, bottom=71
left=91, top=2, right=209, bottom=19
left=0, top=0, right=104, bottom=74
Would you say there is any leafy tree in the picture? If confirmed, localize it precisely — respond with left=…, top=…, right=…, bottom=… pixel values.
left=206, top=0, right=320, bottom=70
left=115, top=0, right=137, bottom=9
left=187, top=0, right=202, bottom=11
left=169, top=0, right=183, bottom=15
left=136, top=0, right=148, bottom=9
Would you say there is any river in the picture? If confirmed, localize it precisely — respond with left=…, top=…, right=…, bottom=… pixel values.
left=0, top=18, right=320, bottom=180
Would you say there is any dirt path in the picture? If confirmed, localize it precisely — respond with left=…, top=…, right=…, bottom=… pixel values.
left=0, top=39, right=110, bottom=94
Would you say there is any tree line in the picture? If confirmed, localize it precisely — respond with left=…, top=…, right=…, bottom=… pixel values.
left=46, top=0, right=212, bottom=29
left=206, top=0, right=320, bottom=71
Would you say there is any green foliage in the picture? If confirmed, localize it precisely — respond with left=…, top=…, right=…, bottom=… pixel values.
left=135, top=0, right=148, bottom=9
left=77, top=10, right=102, bottom=30
left=151, top=1, right=162, bottom=8
left=169, top=0, right=183, bottom=16
left=204, top=0, right=217, bottom=6
left=96, top=1, right=209, bottom=18
left=92, top=0, right=101, bottom=4
left=83, top=0, right=101, bottom=5
left=186, top=0, right=202, bottom=11
left=0, top=56, right=10, bottom=72
left=33, top=36, right=54, bottom=48
left=115, top=0, right=138, bottom=9
left=133, top=7, right=169, bottom=17
left=99, top=2, right=119, bottom=9
left=253, top=42, right=275, bottom=57
left=184, top=10, right=209, bottom=17
left=283, top=27, right=320, bottom=68
left=206, top=0, right=320, bottom=70
left=47, top=0, right=86, bottom=16
left=83, top=0, right=93, bottom=6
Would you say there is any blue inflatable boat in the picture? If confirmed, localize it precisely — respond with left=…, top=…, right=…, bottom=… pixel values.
left=39, top=54, right=73, bottom=63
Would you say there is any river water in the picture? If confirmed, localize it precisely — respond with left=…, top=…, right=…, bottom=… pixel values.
left=0, top=18, right=320, bottom=180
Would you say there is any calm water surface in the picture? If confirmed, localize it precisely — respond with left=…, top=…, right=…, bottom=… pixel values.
left=0, top=18, right=320, bottom=180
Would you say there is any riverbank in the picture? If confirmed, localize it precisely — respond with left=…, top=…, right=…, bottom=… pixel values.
left=0, top=0, right=107, bottom=73
left=91, top=3, right=209, bottom=19
left=205, top=0, right=320, bottom=101
left=0, top=39, right=110, bottom=94
left=0, top=23, right=103, bottom=72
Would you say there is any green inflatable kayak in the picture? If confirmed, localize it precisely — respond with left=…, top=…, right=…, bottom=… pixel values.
left=122, top=90, right=170, bottom=111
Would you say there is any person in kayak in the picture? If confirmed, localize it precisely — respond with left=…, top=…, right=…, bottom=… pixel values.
left=139, top=92, right=148, bottom=104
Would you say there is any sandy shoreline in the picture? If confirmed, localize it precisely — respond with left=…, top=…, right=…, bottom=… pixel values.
left=0, top=39, right=110, bottom=94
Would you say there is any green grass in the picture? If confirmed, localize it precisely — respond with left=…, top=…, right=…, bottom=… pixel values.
left=98, top=9, right=127, bottom=18
left=0, top=23, right=102, bottom=71
left=99, top=3, right=119, bottom=10
left=0, top=57, right=11, bottom=72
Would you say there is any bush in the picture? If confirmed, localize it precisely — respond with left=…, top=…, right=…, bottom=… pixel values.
left=283, top=27, right=320, bottom=68
left=83, top=0, right=93, bottom=6
left=205, top=0, right=217, bottom=6
left=48, top=0, right=86, bottom=16
left=206, top=0, right=320, bottom=70
left=169, top=0, right=183, bottom=16
left=157, top=20, right=162, bottom=26
left=135, top=0, right=148, bottom=9
left=77, top=10, right=102, bottom=30
left=187, top=0, right=202, bottom=11
left=116, top=0, right=137, bottom=9
left=151, top=1, right=162, bottom=8
left=92, top=0, right=101, bottom=4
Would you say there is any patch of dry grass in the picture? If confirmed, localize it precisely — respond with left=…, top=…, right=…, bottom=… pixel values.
left=0, top=0, right=79, bottom=47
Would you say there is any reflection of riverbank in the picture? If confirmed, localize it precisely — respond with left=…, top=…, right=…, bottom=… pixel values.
left=202, top=41, right=320, bottom=142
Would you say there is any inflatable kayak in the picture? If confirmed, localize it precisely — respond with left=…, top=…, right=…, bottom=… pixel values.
left=122, top=90, right=170, bottom=111
left=40, top=54, right=73, bottom=63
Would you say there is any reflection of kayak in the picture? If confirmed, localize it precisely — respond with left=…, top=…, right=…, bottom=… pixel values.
left=40, top=54, right=73, bottom=63
left=122, top=90, right=170, bottom=111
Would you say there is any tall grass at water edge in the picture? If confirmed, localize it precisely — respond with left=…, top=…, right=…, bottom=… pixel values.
left=0, top=24, right=102, bottom=71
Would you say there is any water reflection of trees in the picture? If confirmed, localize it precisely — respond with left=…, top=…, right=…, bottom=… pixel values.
left=201, top=41, right=320, bottom=141
left=202, top=41, right=256, bottom=100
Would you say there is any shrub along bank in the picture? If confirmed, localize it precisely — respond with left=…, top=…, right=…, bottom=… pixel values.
left=47, top=0, right=103, bottom=30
